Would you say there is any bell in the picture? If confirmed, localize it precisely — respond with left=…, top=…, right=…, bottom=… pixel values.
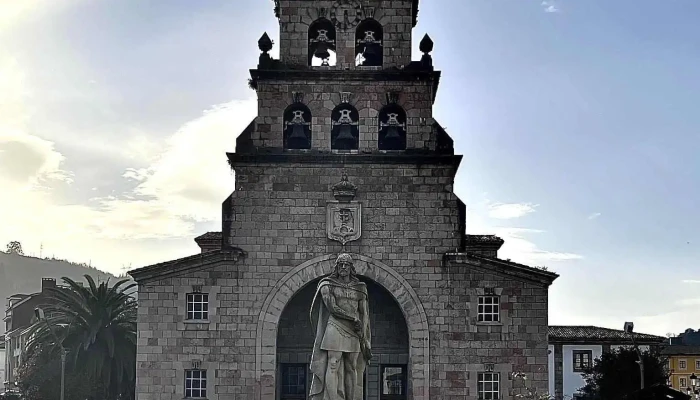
left=384, top=125, right=401, bottom=140
left=362, top=42, right=382, bottom=66
left=287, top=125, right=309, bottom=149
left=381, top=126, right=405, bottom=150
left=313, top=42, right=331, bottom=62
left=334, top=124, right=357, bottom=149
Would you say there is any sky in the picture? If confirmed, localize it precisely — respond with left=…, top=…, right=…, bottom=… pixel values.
left=1, top=0, right=699, bottom=337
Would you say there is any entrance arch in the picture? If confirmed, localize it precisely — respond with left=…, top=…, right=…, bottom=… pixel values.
left=255, top=254, right=430, bottom=400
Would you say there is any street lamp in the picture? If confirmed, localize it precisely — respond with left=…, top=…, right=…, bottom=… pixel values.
left=687, top=373, right=699, bottom=399
left=34, top=307, right=66, bottom=400
left=624, top=321, right=645, bottom=390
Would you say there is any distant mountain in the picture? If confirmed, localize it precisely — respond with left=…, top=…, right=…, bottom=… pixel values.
left=0, top=252, right=126, bottom=335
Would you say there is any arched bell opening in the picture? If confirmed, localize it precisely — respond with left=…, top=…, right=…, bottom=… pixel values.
left=308, top=19, right=337, bottom=67
left=331, top=103, right=360, bottom=150
left=378, top=104, right=407, bottom=151
left=283, top=103, right=312, bottom=150
left=276, top=277, right=410, bottom=400
left=355, top=19, right=384, bottom=67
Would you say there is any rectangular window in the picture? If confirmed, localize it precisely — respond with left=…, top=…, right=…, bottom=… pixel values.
left=185, top=369, right=207, bottom=398
left=186, top=293, right=209, bottom=321
left=281, top=364, right=307, bottom=400
left=680, top=360, right=687, bottom=370
left=573, top=350, right=593, bottom=372
left=680, top=377, right=687, bottom=387
left=381, top=365, right=407, bottom=399
left=695, top=360, right=700, bottom=370
left=477, top=296, right=500, bottom=322
left=477, top=372, right=500, bottom=400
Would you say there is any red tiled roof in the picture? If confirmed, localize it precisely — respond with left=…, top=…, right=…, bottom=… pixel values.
left=549, top=325, right=666, bottom=343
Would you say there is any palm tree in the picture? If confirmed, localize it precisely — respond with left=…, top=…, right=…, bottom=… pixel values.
left=27, top=275, right=137, bottom=399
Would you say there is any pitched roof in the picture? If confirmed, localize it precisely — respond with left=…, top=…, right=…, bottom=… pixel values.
left=194, top=232, right=222, bottom=241
left=548, top=325, right=666, bottom=344
left=128, top=248, right=246, bottom=283
left=445, top=252, right=559, bottom=286
left=660, top=345, right=700, bottom=356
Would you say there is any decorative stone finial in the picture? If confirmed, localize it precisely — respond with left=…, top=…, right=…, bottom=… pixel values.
left=419, top=34, right=434, bottom=54
left=258, top=32, right=273, bottom=53
left=258, top=32, right=274, bottom=69
left=332, top=174, right=357, bottom=202
left=419, top=34, right=434, bottom=69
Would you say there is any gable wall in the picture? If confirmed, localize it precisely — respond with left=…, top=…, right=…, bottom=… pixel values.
left=135, top=159, right=550, bottom=399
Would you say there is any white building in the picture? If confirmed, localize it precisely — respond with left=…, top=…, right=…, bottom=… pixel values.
left=0, top=340, right=5, bottom=389
left=547, top=326, right=665, bottom=399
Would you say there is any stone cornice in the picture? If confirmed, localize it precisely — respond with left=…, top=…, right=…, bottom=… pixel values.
left=272, top=0, right=420, bottom=27
left=128, top=248, right=246, bottom=284
left=443, top=252, right=559, bottom=286
left=250, top=68, right=441, bottom=102
left=227, top=152, right=462, bottom=168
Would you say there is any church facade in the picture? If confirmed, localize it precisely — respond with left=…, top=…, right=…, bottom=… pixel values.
left=129, top=1, right=558, bottom=400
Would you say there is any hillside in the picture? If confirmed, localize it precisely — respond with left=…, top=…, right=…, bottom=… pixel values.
left=0, top=252, right=126, bottom=335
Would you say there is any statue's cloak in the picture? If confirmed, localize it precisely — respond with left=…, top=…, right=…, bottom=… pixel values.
left=309, top=277, right=371, bottom=400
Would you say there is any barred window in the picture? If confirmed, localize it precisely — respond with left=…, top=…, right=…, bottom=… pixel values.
left=381, top=365, right=407, bottom=397
left=573, top=350, right=593, bottom=372
left=186, top=293, right=209, bottom=321
left=477, top=296, right=500, bottom=322
left=477, top=372, right=500, bottom=400
left=281, top=364, right=306, bottom=399
left=185, top=369, right=207, bottom=398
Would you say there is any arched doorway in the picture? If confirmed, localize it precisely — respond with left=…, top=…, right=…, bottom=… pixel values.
left=276, top=278, right=409, bottom=400
left=255, top=254, right=430, bottom=400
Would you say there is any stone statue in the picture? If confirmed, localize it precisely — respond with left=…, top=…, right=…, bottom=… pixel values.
left=309, top=253, right=372, bottom=400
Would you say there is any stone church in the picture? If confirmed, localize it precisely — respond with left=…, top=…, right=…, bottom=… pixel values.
left=129, top=1, right=558, bottom=399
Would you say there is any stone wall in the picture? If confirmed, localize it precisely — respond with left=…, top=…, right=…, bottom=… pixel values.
left=226, top=162, right=463, bottom=262
left=250, top=77, right=437, bottom=151
left=276, top=0, right=414, bottom=69
left=134, top=158, right=553, bottom=400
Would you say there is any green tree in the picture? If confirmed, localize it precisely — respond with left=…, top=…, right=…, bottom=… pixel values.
left=24, top=275, right=137, bottom=400
left=579, top=347, right=669, bottom=400
left=17, top=344, right=102, bottom=400
left=5, top=241, right=23, bottom=255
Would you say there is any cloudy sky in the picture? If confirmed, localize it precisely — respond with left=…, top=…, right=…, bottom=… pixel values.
left=1, top=0, right=699, bottom=336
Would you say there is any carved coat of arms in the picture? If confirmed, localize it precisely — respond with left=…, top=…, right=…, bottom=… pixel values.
left=327, top=202, right=362, bottom=245
left=327, top=174, right=362, bottom=245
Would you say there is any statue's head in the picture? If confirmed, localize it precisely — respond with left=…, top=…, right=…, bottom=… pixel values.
left=333, top=253, right=356, bottom=279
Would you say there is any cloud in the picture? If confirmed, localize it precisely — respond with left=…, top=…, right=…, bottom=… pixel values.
left=488, top=202, right=538, bottom=219
left=0, top=57, right=73, bottom=189
left=465, top=201, right=582, bottom=265
left=588, top=212, right=601, bottom=220
left=0, top=84, right=257, bottom=272
left=682, top=280, right=700, bottom=284
left=541, top=1, right=560, bottom=13
left=495, top=227, right=583, bottom=264
left=676, top=298, right=700, bottom=307
left=0, top=132, right=73, bottom=187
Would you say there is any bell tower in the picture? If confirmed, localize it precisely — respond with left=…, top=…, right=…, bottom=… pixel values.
left=129, top=3, right=556, bottom=400
left=235, top=0, right=454, bottom=155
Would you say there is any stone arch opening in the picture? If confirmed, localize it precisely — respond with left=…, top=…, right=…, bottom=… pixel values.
left=308, top=18, right=337, bottom=67
left=355, top=19, right=384, bottom=67
left=256, top=254, right=430, bottom=400
left=276, top=277, right=409, bottom=399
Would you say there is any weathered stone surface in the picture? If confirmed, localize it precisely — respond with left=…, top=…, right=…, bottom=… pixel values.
left=131, top=1, right=557, bottom=399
